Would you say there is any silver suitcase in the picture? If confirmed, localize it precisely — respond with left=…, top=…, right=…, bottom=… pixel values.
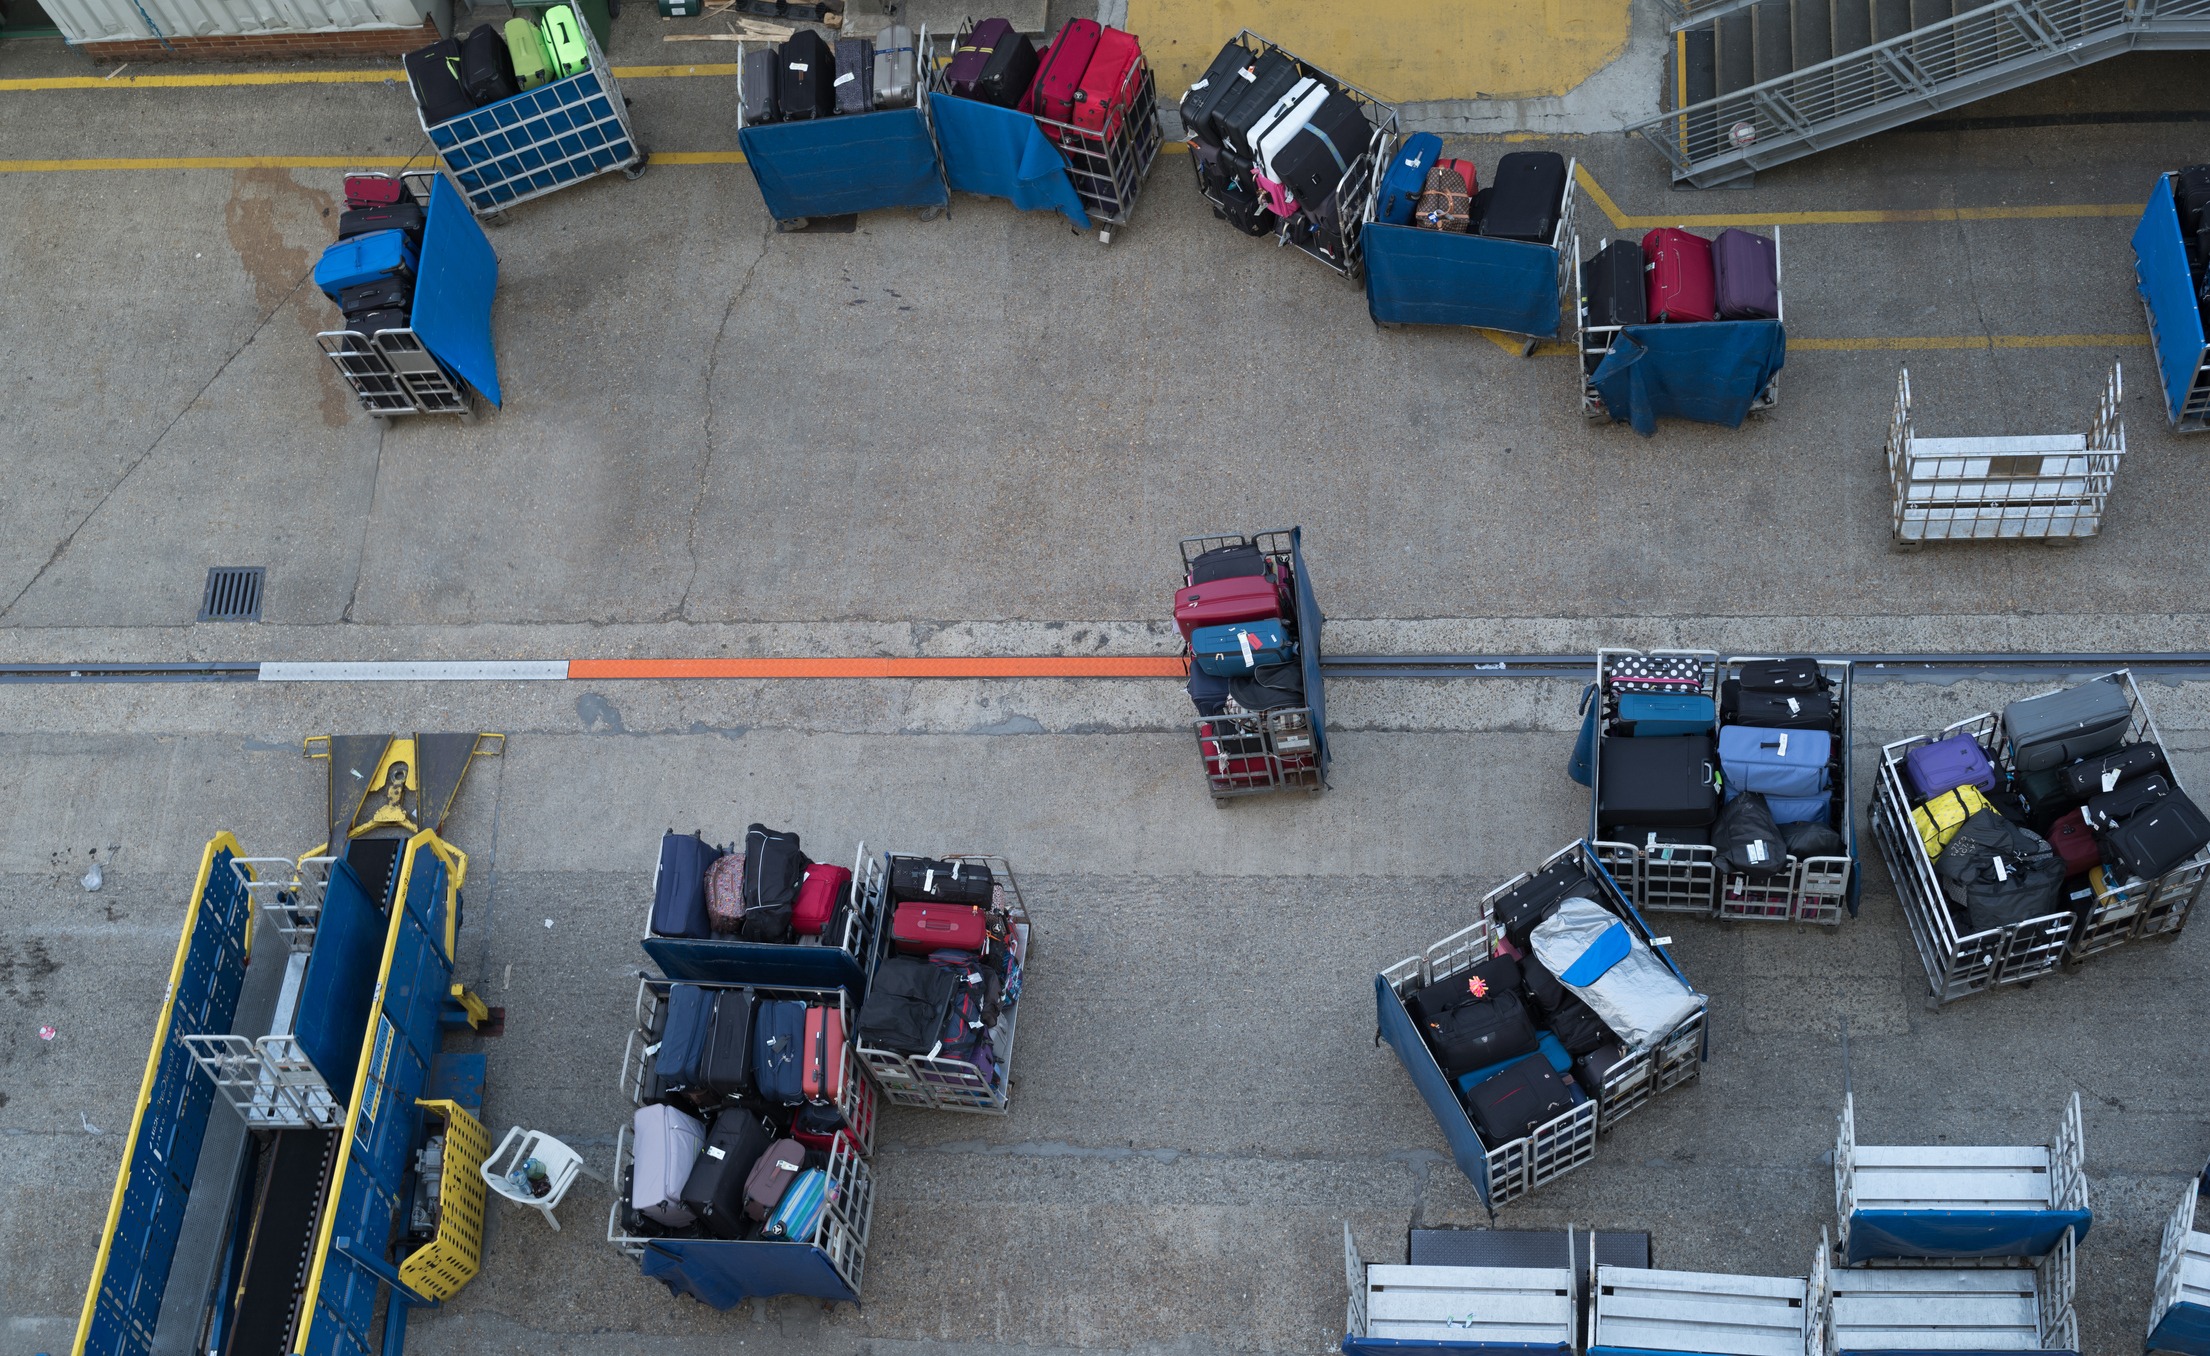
left=872, top=23, right=914, bottom=108
left=631, top=1102, right=706, bottom=1227
left=2004, top=676, right=2131, bottom=773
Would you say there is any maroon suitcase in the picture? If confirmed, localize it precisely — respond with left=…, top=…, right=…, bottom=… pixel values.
left=1174, top=575, right=1279, bottom=641
left=1026, top=17, right=1099, bottom=123
left=892, top=901, right=987, bottom=954
left=1642, top=227, right=1716, bottom=324
left=2047, top=808, right=2102, bottom=879
left=947, top=18, right=1015, bottom=98
left=1711, top=227, right=1779, bottom=320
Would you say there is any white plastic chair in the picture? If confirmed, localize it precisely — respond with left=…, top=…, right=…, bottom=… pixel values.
left=479, top=1126, right=600, bottom=1231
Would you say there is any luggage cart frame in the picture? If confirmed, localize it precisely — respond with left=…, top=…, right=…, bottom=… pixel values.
left=641, top=840, right=888, bottom=994
left=1376, top=842, right=1706, bottom=1212
left=1180, top=529, right=1327, bottom=800
left=1819, top=1226, right=2079, bottom=1354
left=1712, top=656, right=1858, bottom=926
left=1587, top=648, right=1724, bottom=917
left=2148, top=1163, right=2210, bottom=1354
left=854, top=853, right=1030, bottom=1115
left=2136, top=172, right=2210, bottom=435
left=1570, top=220, right=1783, bottom=418
left=1834, top=1092, right=2087, bottom=1268
left=1887, top=363, right=2126, bottom=548
left=1185, top=30, right=1399, bottom=279
left=740, top=30, right=950, bottom=233
left=315, top=171, right=479, bottom=421
left=1589, top=1260, right=1813, bottom=1356
left=416, top=12, right=646, bottom=219
left=1343, top=1221, right=1580, bottom=1352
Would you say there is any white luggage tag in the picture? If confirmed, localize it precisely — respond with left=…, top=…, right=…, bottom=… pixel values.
left=788, top=60, right=809, bottom=71
left=1239, top=630, right=1255, bottom=668
left=1993, top=855, right=2009, bottom=881
left=774, top=1156, right=801, bottom=1172
left=1188, top=77, right=1210, bottom=91
left=705, top=1144, right=726, bottom=1160
left=1786, top=696, right=1801, bottom=715
left=834, top=71, right=856, bottom=86
left=922, top=867, right=936, bottom=894
left=1777, top=732, right=1789, bottom=758
left=1746, top=840, right=1769, bottom=865
left=2103, top=767, right=2122, bottom=793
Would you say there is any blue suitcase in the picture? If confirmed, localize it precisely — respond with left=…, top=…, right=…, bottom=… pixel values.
left=1191, top=619, right=1292, bottom=677
left=1719, top=725, right=1831, bottom=799
left=656, top=984, right=715, bottom=1090
left=1618, top=693, right=1715, bottom=736
left=314, top=229, right=419, bottom=301
left=1763, top=792, right=1832, bottom=825
left=751, top=999, right=807, bottom=1103
left=761, top=1165, right=830, bottom=1240
left=1376, top=131, right=1440, bottom=226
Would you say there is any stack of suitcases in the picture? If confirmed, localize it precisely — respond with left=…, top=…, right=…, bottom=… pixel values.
left=853, top=856, right=1024, bottom=1083
left=1370, top=139, right=1570, bottom=247
left=314, top=173, right=426, bottom=338
left=404, top=8, right=590, bottom=128
left=1179, top=38, right=1373, bottom=256
left=649, top=824, right=857, bottom=948
left=928, top=16, right=1145, bottom=132
left=740, top=24, right=919, bottom=125
left=1581, top=227, right=1779, bottom=373
left=1175, top=540, right=1308, bottom=721
left=1711, top=660, right=1850, bottom=887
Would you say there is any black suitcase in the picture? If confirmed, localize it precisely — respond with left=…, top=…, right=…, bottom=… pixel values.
left=833, top=37, right=874, bottom=114
left=1218, top=178, right=1277, bottom=236
left=337, top=278, right=411, bottom=315
left=888, top=856, right=992, bottom=905
left=1597, top=734, right=1719, bottom=828
left=1464, top=1055, right=1575, bottom=1145
left=404, top=38, right=477, bottom=126
left=1188, top=542, right=1271, bottom=584
left=1605, top=825, right=1713, bottom=852
left=1469, top=186, right=1493, bottom=235
left=2177, top=164, right=2210, bottom=233
left=2086, top=774, right=2172, bottom=831
left=680, top=1109, right=774, bottom=1238
left=338, top=203, right=427, bottom=244
left=345, top=307, right=411, bottom=335
left=1270, top=89, right=1369, bottom=208
left=778, top=30, right=837, bottom=120
left=1424, top=990, right=1539, bottom=1078
left=1490, top=860, right=1590, bottom=947
left=1582, top=240, right=1646, bottom=327
left=1211, top=51, right=1299, bottom=158
left=459, top=23, right=518, bottom=106
left=973, top=27, right=1039, bottom=108
left=699, top=989, right=755, bottom=1097
left=1730, top=686, right=1835, bottom=730
left=741, top=45, right=781, bottom=124
left=1480, top=151, right=1568, bottom=243
left=1545, top=995, right=1611, bottom=1056
left=2063, top=741, right=2168, bottom=798
left=1407, top=956, right=1522, bottom=1028
left=1180, top=40, right=1253, bottom=145
left=856, top=956, right=959, bottom=1053
left=1738, top=657, right=1826, bottom=692
left=2104, top=790, right=2210, bottom=880
left=1573, top=1042, right=1631, bottom=1098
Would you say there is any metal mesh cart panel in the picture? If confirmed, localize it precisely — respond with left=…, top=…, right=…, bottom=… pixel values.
left=1889, top=364, right=2126, bottom=547
left=1587, top=648, right=1723, bottom=916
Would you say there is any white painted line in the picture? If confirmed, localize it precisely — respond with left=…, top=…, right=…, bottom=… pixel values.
left=257, top=661, right=572, bottom=682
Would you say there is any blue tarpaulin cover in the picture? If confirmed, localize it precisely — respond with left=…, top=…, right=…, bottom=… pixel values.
left=927, top=92, right=1090, bottom=229
left=1591, top=321, right=1786, bottom=436
left=1289, top=526, right=1330, bottom=783
left=1362, top=223, right=1561, bottom=336
left=413, top=175, right=503, bottom=407
left=1844, top=1208, right=2090, bottom=1263
left=1374, top=970, right=1494, bottom=1208
left=293, top=858, right=382, bottom=1089
left=640, top=1237, right=857, bottom=1306
left=2133, top=173, right=2206, bottom=424
left=642, top=933, right=873, bottom=995
left=2150, top=1296, right=2210, bottom=1356
left=738, top=107, right=947, bottom=222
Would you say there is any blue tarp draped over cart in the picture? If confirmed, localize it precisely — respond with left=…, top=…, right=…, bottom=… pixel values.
left=412, top=175, right=504, bottom=407
left=1590, top=320, right=1785, bottom=436
left=640, top=1237, right=857, bottom=1306
left=1289, top=526, right=1330, bottom=783
left=2133, top=173, right=2207, bottom=425
left=1362, top=223, right=1560, bottom=336
left=926, top=92, right=1090, bottom=229
left=737, top=108, right=947, bottom=222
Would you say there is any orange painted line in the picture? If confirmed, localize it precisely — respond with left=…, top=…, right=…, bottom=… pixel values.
left=567, top=656, right=1186, bottom=679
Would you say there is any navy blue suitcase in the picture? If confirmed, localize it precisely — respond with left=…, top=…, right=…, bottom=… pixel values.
left=656, top=983, right=715, bottom=1090
left=751, top=999, right=808, bottom=1103
left=652, top=831, right=723, bottom=938
left=1376, top=132, right=1440, bottom=226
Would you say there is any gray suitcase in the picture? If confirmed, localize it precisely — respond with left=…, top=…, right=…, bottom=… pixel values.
left=2004, top=677, right=2131, bottom=773
left=834, top=36, right=873, bottom=114
left=631, top=1102, right=706, bottom=1227
left=741, top=45, right=779, bottom=125
left=872, top=23, right=914, bottom=107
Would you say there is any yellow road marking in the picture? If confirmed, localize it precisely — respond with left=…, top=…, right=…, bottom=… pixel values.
left=647, top=149, right=747, bottom=164
left=0, top=62, right=732, bottom=90
left=614, top=62, right=734, bottom=77
left=1573, top=162, right=2140, bottom=230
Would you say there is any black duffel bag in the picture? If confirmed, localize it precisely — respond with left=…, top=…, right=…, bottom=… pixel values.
left=889, top=856, right=993, bottom=906
left=1935, top=809, right=2067, bottom=933
left=856, top=957, right=958, bottom=1054
left=1714, top=791, right=1790, bottom=881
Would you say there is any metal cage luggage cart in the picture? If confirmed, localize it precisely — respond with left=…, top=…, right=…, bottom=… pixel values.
left=641, top=840, right=888, bottom=994
left=1375, top=842, right=1707, bottom=1213
left=1571, top=222, right=1783, bottom=419
left=1819, top=1226, right=2080, bottom=1355
left=737, top=29, right=950, bottom=233
left=1179, top=528, right=1328, bottom=801
left=1588, top=1258, right=1815, bottom=1356
left=1342, top=1221, right=1580, bottom=1353
left=416, top=11, right=646, bottom=219
left=316, top=170, right=484, bottom=420
left=2134, top=171, right=2210, bottom=435
left=1587, top=648, right=1723, bottom=917
left=1712, top=656, right=1858, bottom=926
left=854, top=853, right=1030, bottom=1115
left=1887, top=363, right=2126, bottom=549
left=1833, top=1093, right=2088, bottom=1269
left=2148, top=1161, right=2210, bottom=1354
left=1184, top=29, right=1399, bottom=279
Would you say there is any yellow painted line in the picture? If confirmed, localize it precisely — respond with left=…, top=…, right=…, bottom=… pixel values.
left=0, top=154, right=410, bottom=172
left=1792, top=333, right=2147, bottom=351
left=646, top=149, right=747, bottom=165
left=613, top=62, right=735, bottom=77
left=1574, top=163, right=2140, bottom=230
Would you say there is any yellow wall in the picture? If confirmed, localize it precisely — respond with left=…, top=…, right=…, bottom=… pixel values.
left=1126, top=0, right=1631, bottom=104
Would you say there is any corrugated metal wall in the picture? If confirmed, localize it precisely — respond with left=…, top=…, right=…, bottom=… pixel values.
left=46, top=0, right=426, bottom=45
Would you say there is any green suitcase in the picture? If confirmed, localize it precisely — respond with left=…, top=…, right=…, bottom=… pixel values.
left=504, top=17, right=553, bottom=89
left=540, top=4, right=587, bottom=78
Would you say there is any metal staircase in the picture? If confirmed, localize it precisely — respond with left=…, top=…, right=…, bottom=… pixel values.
left=1632, top=0, right=2210, bottom=186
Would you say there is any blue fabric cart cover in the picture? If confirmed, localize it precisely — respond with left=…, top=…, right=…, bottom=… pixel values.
left=640, top=1237, right=857, bottom=1306
left=927, top=92, right=1090, bottom=229
left=1290, top=527, right=1330, bottom=782
left=738, top=107, right=947, bottom=222
left=2133, top=173, right=2206, bottom=423
left=2149, top=1298, right=2210, bottom=1356
left=1591, top=321, right=1786, bottom=436
left=642, top=934, right=871, bottom=996
left=1363, top=223, right=1561, bottom=337
left=293, top=858, right=383, bottom=1089
left=413, top=175, right=503, bottom=407
left=1345, top=1338, right=1570, bottom=1355
left=1845, top=1208, right=2091, bottom=1262
left=1375, top=972, right=1494, bottom=1207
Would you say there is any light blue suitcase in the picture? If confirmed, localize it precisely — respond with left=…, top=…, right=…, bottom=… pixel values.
left=1763, top=792, right=1832, bottom=825
left=1618, top=693, right=1716, bottom=736
left=761, top=1165, right=830, bottom=1241
left=1719, top=725, right=1831, bottom=799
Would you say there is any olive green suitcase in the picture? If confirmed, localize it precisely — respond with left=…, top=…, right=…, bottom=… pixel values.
left=503, top=18, right=553, bottom=90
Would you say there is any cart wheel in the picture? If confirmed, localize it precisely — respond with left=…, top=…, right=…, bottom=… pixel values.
left=2043, top=537, right=2079, bottom=549
left=1212, top=207, right=1225, bottom=220
left=457, top=403, right=479, bottom=426
left=623, top=151, right=650, bottom=181
left=1922, top=995, right=1944, bottom=1011
left=486, top=211, right=511, bottom=228
left=1519, top=336, right=1539, bottom=358
left=776, top=217, right=810, bottom=233
left=919, top=204, right=943, bottom=222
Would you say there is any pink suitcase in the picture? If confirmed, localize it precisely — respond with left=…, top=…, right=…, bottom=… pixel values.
left=1174, top=575, right=1279, bottom=641
left=1069, top=26, right=1141, bottom=142
left=1026, top=18, right=1099, bottom=126
left=1642, top=227, right=1716, bottom=324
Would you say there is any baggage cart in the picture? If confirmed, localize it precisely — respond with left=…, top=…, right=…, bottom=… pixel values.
left=1179, top=528, right=1329, bottom=800
left=1342, top=1221, right=1579, bottom=1353
left=1833, top=1093, right=2087, bottom=1267
left=1184, top=30, right=1399, bottom=279
left=1887, top=363, right=2126, bottom=548
left=316, top=170, right=499, bottom=421
left=736, top=30, right=951, bottom=233
left=1375, top=842, right=1706, bottom=1212
left=854, top=852, right=1031, bottom=1114
left=1712, top=656, right=1858, bottom=926
left=641, top=840, right=887, bottom=995
left=1819, top=1227, right=2079, bottom=1354
left=1571, top=222, right=1782, bottom=420
left=1586, top=647, right=1723, bottom=916
left=2147, top=1160, right=2210, bottom=1354
left=2133, top=171, right=2210, bottom=434
left=415, top=10, right=646, bottom=220
left=1589, top=1260, right=1814, bottom=1356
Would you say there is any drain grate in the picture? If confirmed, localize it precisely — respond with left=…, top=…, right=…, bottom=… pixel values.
left=199, top=567, right=265, bottom=623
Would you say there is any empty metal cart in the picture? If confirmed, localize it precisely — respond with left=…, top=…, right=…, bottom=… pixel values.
left=1888, top=363, right=2126, bottom=548
left=1342, top=1221, right=1578, bottom=1353
left=1180, top=528, right=1329, bottom=801
left=1587, top=647, right=1724, bottom=916
left=2148, top=1162, right=2210, bottom=1354
left=1588, top=1261, right=1814, bottom=1356
left=1833, top=1093, right=2088, bottom=1267
left=1822, top=1228, right=2080, bottom=1354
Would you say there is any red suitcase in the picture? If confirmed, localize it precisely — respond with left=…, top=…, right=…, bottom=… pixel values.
left=1174, top=575, right=1279, bottom=641
left=344, top=172, right=405, bottom=208
left=802, top=1003, right=845, bottom=1101
left=1070, top=26, right=1142, bottom=142
left=1026, top=18, right=1099, bottom=125
left=892, top=901, right=987, bottom=954
left=792, top=862, right=851, bottom=938
left=1642, top=227, right=1716, bottom=323
left=2047, top=809, right=2102, bottom=879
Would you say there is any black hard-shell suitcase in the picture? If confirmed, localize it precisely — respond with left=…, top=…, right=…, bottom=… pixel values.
left=741, top=46, right=780, bottom=124
left=1491, top=862, right=1590, bottom=947
left=1212, top=51, right=1299, bottom=158
left=1582, top=240, right=1646, bottom=327
left=2003, top=677, right=2131, bottom=773
left=2063, top=741, right=2168, bottom=798
left=2104, top=790, right=2210, bottom=880
left=460, top=23, right=518, bottom=106
left=1464, top=1055, right=1575, bottom=1145
left=345, top=307, right=411, bottom=335
left=680, top=1109, right=775, bottom=1238
left=652, top=831, right=724, bottom=939
left=1480, top=151, right=1567, bottom=243
left=1180, top=40, right=1252, bottom=144
left=973, top=27, right=1039, bottom=108
left=778, top=30, right=837, bottom=120
left=833, top=37, right=874, bottom=114
left=1270, top=89, right=1369, bottom=208
left=338, top=278, right=410, bottom=314
left=404, top=38, right=476, bottom=126
left=338, top=203, right=427, bottom=244
left=699, top=989, right=756, bottom=1096
left=1597, top=734, right=1719, bottom=828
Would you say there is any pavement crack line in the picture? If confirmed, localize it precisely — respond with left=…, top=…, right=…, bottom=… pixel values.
left=339, top=417, right=388, bottom=624
left=670, top=220, right=774, bottom=624
left=0, top=263, right=316, bottom=624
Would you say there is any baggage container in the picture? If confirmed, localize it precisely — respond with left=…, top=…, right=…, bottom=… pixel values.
left=1587, top=649, right=1723, bottom=916
left=2147, top=1160, right=2210, bottom=1354
left=1178, top=528, right=1328, bottom=799
left=314, top=169, right=487, bottom=419
left=1820, top=1240, right=2079, bottom=1355
left=1590, top=1263, right=1813, bottom=1355
left=1834, top=1091, right=2087, bottom=1267
left=1341, top=1221, right=1580, bottom=1352
left=1572, top=223, right=1781, bottom=420
left=643, top=840, right=886, bottom=995
left=1887, top=364, right=2125, bottom=547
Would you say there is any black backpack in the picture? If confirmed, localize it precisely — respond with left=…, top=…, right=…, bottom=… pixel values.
left=1714, top=792, right=1790, bottom=881
left=404, top=37, right=476, bottom=126
left=739, top=824, right=808, bottom=942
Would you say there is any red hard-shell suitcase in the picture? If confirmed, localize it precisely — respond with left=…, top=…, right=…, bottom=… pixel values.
left=792, top=862, right=851, bottom=938
left=1174, top=575, right=1279, bottom=640
left=1027, top=18, right=1099, bottom=125
left=344, top=173, right=405, bottom=208
left=892, top=901, right=987, bottom=954
left=1070, top=26, right=1141, bottom=141
left=2046, top=809, right=2102, bottom=879
left=1643, top=227, right=1716, bottom=323
left=802, top=1003, right=845, bottom=1101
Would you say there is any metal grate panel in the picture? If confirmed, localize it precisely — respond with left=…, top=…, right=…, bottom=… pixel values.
left=199, top=566, right=264, bottom=622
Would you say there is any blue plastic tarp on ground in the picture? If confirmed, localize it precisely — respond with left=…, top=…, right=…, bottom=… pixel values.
left=2133, top=173, right=2206, bottom=424
left=1591, top=321, right=1786, bottom=436
left=1844, top=1208, right=2091, bottom=1263
left=1363, top=223, right=1561, bottom=336
left=1346, top=1338, right=1569, bottom=1355
left=414, top=175, right=503, bottom=407
left=927, top=92, right=1090, bottom=229
left=738, top=107, right=947, bottom=222
left=640, top=1238, right=857, bottom=1306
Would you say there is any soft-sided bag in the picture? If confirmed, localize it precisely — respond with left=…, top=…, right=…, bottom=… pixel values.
left=762, top=1165, right=831, bottom=1241
left=778, top=28, right=836, bottom=120
left=1905, top=733, right=1997, bottom=800
left=313, top=231, right=417, bottom=301
left=1228, top=662, right=1304, bottom=713
left=504, top=18, right=552, bottom=90
left=404, top=37, right=475, bottom=125
left=752, top=999, right=807, bottom=1104
left=792, top=862, right=850, bottom=938
left=1616, top=693, right=1715, bottom=737
left=741, top=45, right=781, bottom=125
left=889, top=857, right=993, bottom=905
left=1464, top=1055, right=1576, bottom=1145
left=698, top=989, right=755, bottom=1096
left=856, top=956, right=958, bottom=1054
left=1191, top=619, right=1292, bottom=677
left=654, top=983, right=715, bottom=1090
left=958, top=19, right=1037, bottom=108
left=1025, top=18, right=1099, bottom=121
left=704, top=852, right=746, bottom=935
left=2004, top=677, right=2132, bottom=773
left=337, top=277, right=410, bottom=316
left=1423, top=988, right=1540, bottom=1079
left=2103, top=790, right=2210, bottom=880
left=681, top=1109, right=774, bottom=1238
left=791, top=1101, right=857, bottom=1157
left=1719, top=726, right=1831, bottom=799
left=1519, top=954, right=1567, bottom=1016
left=740, top=824, right=808, bottom=942
left=2063, top=742, right=2169, bottom=798
left=2086, top=774, right=2172, bottom=831
left=1642, top=226, right=1716, bottom=324
left=1377, top=132, right=1441, bottom=226
left=742, top=1139, right=806, bottom=1222
left=1912, top=785, right=1992, bottom=860
left=2045, top=809, right=2102, bottom=879
left=1544, top=994, right=1612, bottom=1056
left=1187, top=542, right=1271, bottom=584
left=1935, top=810, right=2067, bottom=932
left=653, top=831, right=724, bottom=939
left=459, top=23, right=518, bottom=106
left=1414, top=161, right=1472, bottom=232
left=802, top=1004, right=845, bottom=1102
left=1574, top=1042, right=1632, bottom=1099
left=1780, top=819, right=1847, bottom=859
left=1481, top=150, right=1567, bottom=243
left=1607, top=653, right=1703, bottom=693
left=1406, top=955, right=1523, bottom=1028
left=1712, top=227, right=1780, bottom=319
left=1714, top=791, right=1790, bottom=881
left=1734, top=689, right=1835, bottom=730
left=1583, top=239, right=1647, bottom=328
left=631, top=1103, right=706, bottom=1227
left=338, top=203, right=426, bottom=243
left=1765, top=792, right=1833, bottom=825
left=1737, top=659, right=1823, bottom=693
left=1490, top=861, right=1590, bottom=948
left=1068, top=25, right=1141, bottom=141
left=1187, top=665, right=1233, bottom=716
left=1530, top=897, right=1700, bottom=1052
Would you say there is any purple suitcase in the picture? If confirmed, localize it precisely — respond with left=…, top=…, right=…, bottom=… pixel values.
left=946, top=17, right=1013, bottom=98
left=1712, top=228, right=1779, bottom=320
left=1905, top=733, right=1996, bottom=801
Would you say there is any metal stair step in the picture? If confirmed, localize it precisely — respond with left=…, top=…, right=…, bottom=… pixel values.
left=1753, top=0, right=1795, bottom=84
left=1683, top=24, right=1719, bottom=107
left=1793, top=0, right=1836, bottom=67
left=1718, top=10, right=1756, bottom=94
left=1910, top=0, right=1958, bottom=76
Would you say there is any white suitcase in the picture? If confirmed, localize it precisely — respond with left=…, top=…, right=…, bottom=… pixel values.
left=632, top=1102, right=706, bottom=1226
left=1253, top=78, right=1330, bottom=187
